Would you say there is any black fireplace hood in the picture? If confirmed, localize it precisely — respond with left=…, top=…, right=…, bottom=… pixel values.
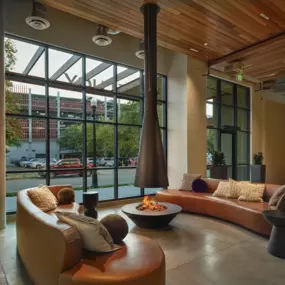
left=134, top=3, right=169, bottom=188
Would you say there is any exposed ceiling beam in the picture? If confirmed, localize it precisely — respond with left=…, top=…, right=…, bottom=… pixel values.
left=50, top=55, right=81, bottom=81
left=117, top=78, right=140, bottom=93
left=210, top=32, right=285, bottom=67
left=96, top=69, right=137, bottom=89
left=23, top=47, right=45, bottom=75
left=75, top=62, right=111, bottom=85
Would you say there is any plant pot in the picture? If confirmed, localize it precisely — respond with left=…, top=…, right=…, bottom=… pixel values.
left=210, top=166, right=228, bottom=180
left=251, top=165, right=266, bottom=183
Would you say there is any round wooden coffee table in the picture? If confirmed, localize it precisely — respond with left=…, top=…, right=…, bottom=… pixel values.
left=122, top=202, right=182, bottom=229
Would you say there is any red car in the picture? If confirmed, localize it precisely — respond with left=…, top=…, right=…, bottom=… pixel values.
left=47, top=158, right=92, bottom=178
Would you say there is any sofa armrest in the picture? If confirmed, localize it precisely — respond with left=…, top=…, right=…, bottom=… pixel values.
left=277, top=193, right=285, bottom=212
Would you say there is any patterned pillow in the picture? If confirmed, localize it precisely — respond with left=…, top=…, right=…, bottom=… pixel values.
left=238, top=183, right=265, bottom=202
left=55, top=212, right=120, bottom=252
left=179, top=173, right=201, bottom=191
left=269, top=185, right=285, bottom=209
left=212, top=181, right=230, bottom=197
left=228, top=179, right=249, bottom=199
left=28, top=185, right=58, bottom=212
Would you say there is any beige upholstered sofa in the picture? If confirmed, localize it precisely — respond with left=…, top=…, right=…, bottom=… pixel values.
left=17, top=185, right=165, bottom=285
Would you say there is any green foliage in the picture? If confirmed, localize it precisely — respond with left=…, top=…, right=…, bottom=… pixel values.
left=212, top=151, right=226, bottom=166
left=253, top=152, right=263, bottom=165
left=5, top=39, right=21, bottom=150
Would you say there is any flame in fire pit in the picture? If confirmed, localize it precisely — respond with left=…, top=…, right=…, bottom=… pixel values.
left=136, top=196, right=168, bottom=211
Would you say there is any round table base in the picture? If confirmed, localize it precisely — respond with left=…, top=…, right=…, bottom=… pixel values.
left=268, top=226, right=285, bottom=258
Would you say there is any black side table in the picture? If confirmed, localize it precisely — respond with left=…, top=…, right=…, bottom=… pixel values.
left=263, top=210, right=285, bottom=258
left=83, top=191, right=99, bottom=219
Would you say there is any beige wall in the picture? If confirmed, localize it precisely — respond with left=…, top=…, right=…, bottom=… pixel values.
left=253, top=91, right=285, bottom=185
left=187, top=57, right=207, bottom=176
left=167, top=53, right=188, bottom=188
left=5, top=0, right=172, bottom=75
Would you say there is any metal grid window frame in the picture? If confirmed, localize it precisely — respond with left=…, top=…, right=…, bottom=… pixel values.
left=5, top=34, right=167, bottom=206
left=206, top=76, right=251, bottom=180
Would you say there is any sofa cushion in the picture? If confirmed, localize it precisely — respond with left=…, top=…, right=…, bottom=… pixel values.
left=277, top=194, right=285, bottom=212
left=179, top=173, right=201, bottom=191
left=27, top=185, right=58, bottom=212
left=212, top=181, right=230, bottom=198
left=192, top=179, right=208, bottom=193
left=269, top=185, right=285, bottom=209
left=56, top=212, right=119, bottom=252
left=238, top=183, right=265, bottom=202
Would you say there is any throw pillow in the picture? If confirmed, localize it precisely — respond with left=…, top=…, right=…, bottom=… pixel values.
left=228, top=179, right=249, bottom=199
left=55, top=212, right=119, bottom=252
left=238, top=183, right=265, bottom=202
left=28, top=185, right=58, bottom=212
left=212, top=181, right=230, bottom=197
left=192, top=179, right=208, bottom=193
left=269, top=185, right=285, bottom=209
left=277, top=194, right=285, bottom=213
left=57, top=188, right=75, bottom=205
left=179, top=173, right=202, bottom=191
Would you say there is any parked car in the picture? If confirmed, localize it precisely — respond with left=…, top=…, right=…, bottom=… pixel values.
left=15, top=156, right=32, bottom=167
left=40, top=158, right=92, bottom=178
left=30, top=158, right=57, bottom=169
left=19, top=157, right=34, bottom=167
left=103, top=158, right=114, bottom=167
left=22, top=158, right=43, bottom=168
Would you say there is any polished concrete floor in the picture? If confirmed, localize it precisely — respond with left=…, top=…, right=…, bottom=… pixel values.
left=0, top=206, right=285, bottom=285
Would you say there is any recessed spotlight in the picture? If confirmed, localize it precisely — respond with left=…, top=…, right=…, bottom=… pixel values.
left=260, top=13, right=269, bottom=20
left=204, top=43, right=208, bottom=46
left=189, top=48, right=199, bottom=52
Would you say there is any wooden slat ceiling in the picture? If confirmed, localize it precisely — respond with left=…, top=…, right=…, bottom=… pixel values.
left=41, top=0, right=285, bottom=82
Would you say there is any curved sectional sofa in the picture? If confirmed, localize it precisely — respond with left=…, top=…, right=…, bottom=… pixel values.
left=17, top=185, right=165, bottom=285
left=156, top=178, right=280, bottom=236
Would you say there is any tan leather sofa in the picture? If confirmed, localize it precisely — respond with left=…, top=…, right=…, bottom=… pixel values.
left=17, top=185, right=165, bottom=285
left=156, top=178, right=280, bottom=236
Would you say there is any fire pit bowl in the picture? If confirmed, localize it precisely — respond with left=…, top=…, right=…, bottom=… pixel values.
left=122, top=202, right=182, bottom=229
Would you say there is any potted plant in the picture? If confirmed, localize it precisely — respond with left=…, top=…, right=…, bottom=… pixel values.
left=210, top=151, right=228, bottom=179
left=251, top=152, right=266, bottom=183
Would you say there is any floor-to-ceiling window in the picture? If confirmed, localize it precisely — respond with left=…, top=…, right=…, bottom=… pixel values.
left=206, top=76, right=250, bottom=180
left=4, top=35, right=167, bottom=212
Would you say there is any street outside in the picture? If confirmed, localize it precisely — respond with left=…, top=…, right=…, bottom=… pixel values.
left=6, top=166, right=137, bottom=193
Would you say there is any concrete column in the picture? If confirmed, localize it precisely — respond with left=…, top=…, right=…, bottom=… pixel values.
left=0, top=0, right=6, bottom=229
left=167, top=52, right=188, bottom=188
left=187, top=57, right=207, bottom=176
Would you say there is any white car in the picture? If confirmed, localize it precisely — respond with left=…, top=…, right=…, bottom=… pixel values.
left=30, top=158, right=57, bottom=169
left=19, top=158, right=39, bottom=168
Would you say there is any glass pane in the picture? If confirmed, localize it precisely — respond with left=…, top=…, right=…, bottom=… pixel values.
left=118, top=168, right=140, bottom=198
left=206, top=103, right=218, bottom=128
left=87, top=94, right=115, bottom=122
left=237, top=132, right=249, bottom=164
left=49, top=87, right=83, bottom=119
left=118, top=99, right=141, bottom=125
left=6, top=172, right=47, bottom=212
left=145, top=187, right=162, bottom=195
left=118, top=126, right=140, bottom=165
left=6, top=81, right=46, bottom=116
left=87, top=169, right=114, bottom=201
left=6, top=118, right=46, bottom=164
left=49, top=48, right=82, bottom=85
left=237, top=165, right=249, bottom=181
left=221, top=133, right=232, bottom=166
left=86, top=123, right=114, bottom=162
left=50, top=120, right=83, bottom=161
left=157, top=75, right=164, bottom=100
left=237, top=109, right=249, bottom=131
left=206, top=77, right=218, bottom=103
left=86, top=58, right=114, bottom=91
left=5, top=37, right=45, bottom=78
left=117, top=65, right=140, bottom=96
left=237, top=86, right=249, bottom=108
left=221, top=81, right=233, bottom=105
left=207, top=128, right=218, bottom=159
left=221, top=106, right=234, bottom=128
left=157, top=102, right=165, bottom=127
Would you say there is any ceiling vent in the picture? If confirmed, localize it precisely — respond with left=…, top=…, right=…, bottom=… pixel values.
left=135, top=40, right=145, bottom=59
left=92, top=25, right=112, bottom=46
left=25, top=1, right=50, bottom=30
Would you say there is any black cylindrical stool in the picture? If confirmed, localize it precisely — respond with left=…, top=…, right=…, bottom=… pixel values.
left=263, top=210, right=285, bottom=258
left=83, top=191, right=99, bottom=219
